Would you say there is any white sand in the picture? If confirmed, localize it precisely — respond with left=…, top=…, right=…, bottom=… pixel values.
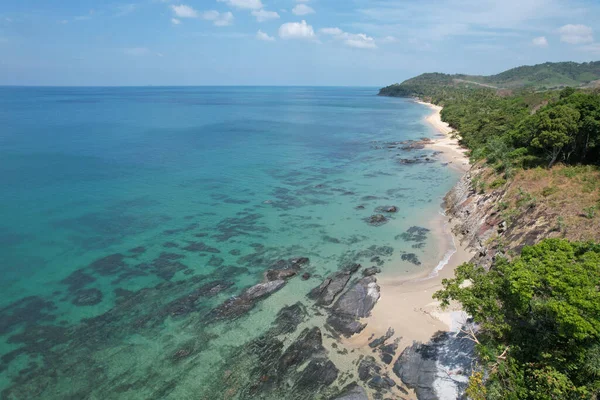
left=342, top=101, right=474, bottom=390
left=416, top=100, right=470, bottom=172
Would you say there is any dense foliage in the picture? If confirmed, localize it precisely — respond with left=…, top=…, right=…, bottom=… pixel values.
left=434, top=239, right=600, bottom=399
left=379, top=67, right=600, bottom=171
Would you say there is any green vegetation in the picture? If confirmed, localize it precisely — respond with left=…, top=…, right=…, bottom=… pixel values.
left=434, top=239, right=600, bottom=400
left=378, top=61, right=600, bottom=94
left=379, top=63, right=600, bottom=172
left=382, top=62, right=600, bottom=400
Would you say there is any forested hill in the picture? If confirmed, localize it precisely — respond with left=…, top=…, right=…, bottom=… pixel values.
left=379, top=61, right=600, bottom=95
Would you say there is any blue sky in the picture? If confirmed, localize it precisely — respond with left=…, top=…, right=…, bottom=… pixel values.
left=1, top=0, right=600, bottom=86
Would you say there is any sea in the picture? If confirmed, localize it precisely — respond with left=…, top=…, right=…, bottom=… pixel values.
left=0, top=86, right=461, bottom=399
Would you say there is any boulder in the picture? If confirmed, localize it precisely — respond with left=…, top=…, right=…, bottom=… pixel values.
left=309, top=264, right=360, bottom=306
left=330, top=383, right=369, bottom=400
left=393, top=331, right=475, bottom=400
left=326, top=276, right=380, bottom=337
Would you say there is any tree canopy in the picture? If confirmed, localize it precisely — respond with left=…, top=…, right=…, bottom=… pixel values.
left=434, top=239, right=600, bottom=399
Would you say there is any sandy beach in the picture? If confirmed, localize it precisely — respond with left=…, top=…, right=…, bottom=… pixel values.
left=416, top=100, right=470, bottom=172
left=344, top=100, right=474, bottom=375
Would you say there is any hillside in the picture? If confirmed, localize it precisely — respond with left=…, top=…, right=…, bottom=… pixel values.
left=379, top=61, right=600, bottom=95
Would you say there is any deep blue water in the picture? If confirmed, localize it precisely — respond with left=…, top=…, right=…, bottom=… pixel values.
left=0, top=87, right=459, bottom=399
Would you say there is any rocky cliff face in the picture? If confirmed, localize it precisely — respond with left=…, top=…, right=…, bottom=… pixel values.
left=444, top=164, right=561, bottom=268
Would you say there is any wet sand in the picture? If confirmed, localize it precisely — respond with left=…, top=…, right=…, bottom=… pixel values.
left=416, top=100, right=470, bottom=172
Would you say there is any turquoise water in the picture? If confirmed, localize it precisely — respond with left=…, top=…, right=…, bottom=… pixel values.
left=0, top=87, right=460, bottom=398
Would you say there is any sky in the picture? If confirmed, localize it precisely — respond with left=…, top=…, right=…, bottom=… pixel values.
left=1, top=0, right=600, bottom=86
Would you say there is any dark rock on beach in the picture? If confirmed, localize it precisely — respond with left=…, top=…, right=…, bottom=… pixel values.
left=326, top=276, right=380, bottom=337
left=393, top=330, right=475, bottom=400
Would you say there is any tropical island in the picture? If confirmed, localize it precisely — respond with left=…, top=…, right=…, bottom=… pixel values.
left=379, top=61, right=600, bottom=399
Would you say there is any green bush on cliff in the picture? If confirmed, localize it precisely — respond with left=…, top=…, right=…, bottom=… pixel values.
left=434, top=239, right=600, bottom=399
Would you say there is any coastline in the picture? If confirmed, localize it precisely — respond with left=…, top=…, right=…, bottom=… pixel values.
left=345, top=99, right=474, bottom=362
left=415, top=100, right=470, bottom=172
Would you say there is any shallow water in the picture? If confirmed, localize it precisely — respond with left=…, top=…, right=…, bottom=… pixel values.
left=0, top=87, right=460, bottom=398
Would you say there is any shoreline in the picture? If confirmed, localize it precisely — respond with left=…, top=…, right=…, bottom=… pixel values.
left=344, top=99, right=474, bottom=363
left=415, top=100, right=470, bottom=172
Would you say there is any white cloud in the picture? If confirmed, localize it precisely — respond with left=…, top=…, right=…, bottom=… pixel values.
left=252, top=9, right=280, bottom=22
left=123, top=47, right=150, bottom=56
left=344, top=33, right=377, bottom=49
left=320, top=27, right=377, bottom=49
left=382, top=36, right=397, bottom=43
left=217, top=0, right=263, bottom=10
left=59, top=19, right=69, bottom=24
left=292, top=4, right=315, bottom=16
left=171, top=4, right=198, bottom=18
left=202, top=10, right=234, bottom=26
left=532, top=36, right=548, bottom=47
left=171, top=18, right=181, bottom=25
left=320, top=27, right=343, bottom=36
left=279, top=20, right=316, bottom=40
left=559, top=24, right=593, bottom=44
left=256, top=30, right=275, bottom=41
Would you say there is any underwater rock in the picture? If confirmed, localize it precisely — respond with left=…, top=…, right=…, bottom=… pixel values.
left=326, top=276, right=380, bottom=337
left=309, top=263, right=360, bottom=306
left=294, top=359, right=339, bottom=390
left=209, top=258, right=306, bottom=321
left=278, top=327, right=325, bottom=369
left=72, top=288, right=103, bottom=306
left=129, top=246, right=146, bottom=254
left=269, top=302, right=308, bottom=336
left=355, top=205, right=365, bottom=210
left=362, top=266, right=381, bottom=277
left=61, top=269, right=96, bottom=292
left=301, top=272, right=311, bottom=280
left=396, top=226, right=430, bottom=243
left=379, top=341, right=399, bottom=365
left=365, top=214, right=388, bottom=226
left=163, top=280, right=234, bottom=318
left=264, top=257, right=309, bottom=281
left=374, top=205, right=398, bottom=213
left=89, top=253, right=126, bottom=276
left=401, top=253, right=422, bottom=265
left=369, top=327, right=394, bottom=348
left=207, top=255, right=224, bottom=267
left=357, top=356, right=397, bottom=394
left=183, top=241, right=220, bottom=253
left=330, top=383, right=369, bottom=400
left=163, top=241, right=179, bottom=248
left=229, top=249, right=241, bottom=256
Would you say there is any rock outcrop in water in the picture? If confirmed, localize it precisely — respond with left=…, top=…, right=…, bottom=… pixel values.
left=326, top=276, right=380, bottom=337
left=209, top=257, right=309, bottom=320
left=308, top=263, right=360, bottom=306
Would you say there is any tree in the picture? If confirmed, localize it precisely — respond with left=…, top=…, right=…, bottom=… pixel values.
left=529, top=105, right=580, bottom=167
left=434, top=239, right=600, bottom=399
